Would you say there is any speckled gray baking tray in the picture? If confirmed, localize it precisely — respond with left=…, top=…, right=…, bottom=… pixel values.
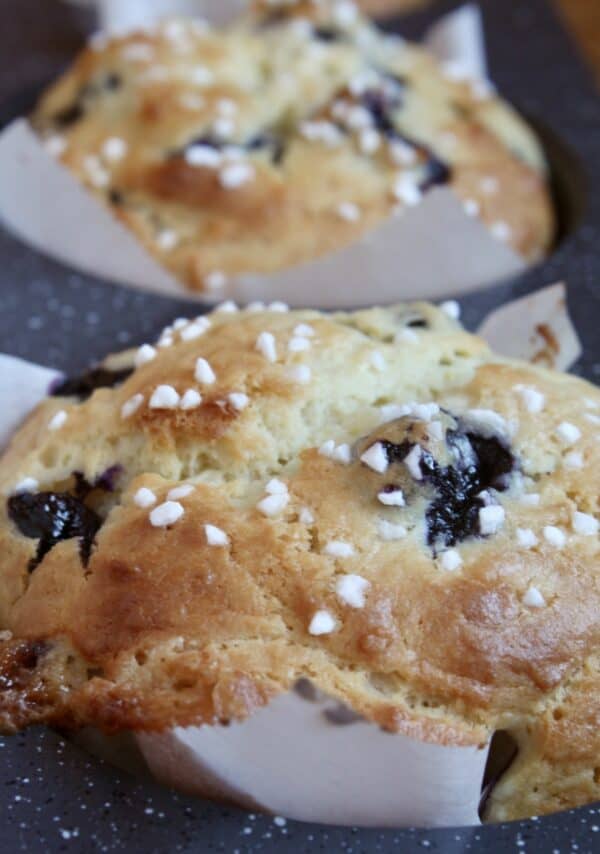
left=0, top=0, right=599, bottom=851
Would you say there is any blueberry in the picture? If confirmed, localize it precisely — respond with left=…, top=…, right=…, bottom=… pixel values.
left=419, top=155, right=452, bottom=192
left=361, top=90, right=398, bottom=135
left=406, top=318, right=428, bottom=328
left=245, top=133, right=286, bottom=165
left=73, top=465, right=123, bottom=498
left=373, top=419, right=515, bottom=550
left=359, top=76, right=405, bottom=135
left=359, top=90, right=451, bottom=190
left=380, top=439, right=412, bottom=465
left=92, top=465, right=123, bottom=494
left=423, top=429, right=514, bottom=548
left=50, top=74, right=122, bottom=130
left=8, top=492, right=102, bottom=572
left=392, top=131, right=452, bottom=190
left=103, top=73, right=122, bottom=92
left=312, top=27, right=343, bottom=43
left=52, top=103, right=85, bottom=129
left=51, top=366, right=133, bottom=401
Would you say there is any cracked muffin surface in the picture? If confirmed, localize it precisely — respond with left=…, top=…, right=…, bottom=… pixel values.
left=0, top=299, right=598, bottom=823
left=32, top=0, right=554, bottom=293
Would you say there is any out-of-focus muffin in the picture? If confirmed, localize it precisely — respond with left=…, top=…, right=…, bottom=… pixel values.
left=33, top=0, right=554, bottom=294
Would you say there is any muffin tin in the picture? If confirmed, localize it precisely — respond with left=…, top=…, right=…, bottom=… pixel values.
left=0, top=0, right=599, bottom=850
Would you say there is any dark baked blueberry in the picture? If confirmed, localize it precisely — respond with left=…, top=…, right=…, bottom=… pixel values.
left=312, top=27, right=343, bottom=42
left=81, top=73, right=123, bottom=98
left=103, top=73, right=122, bottom=92
left=419, top=154, right=452, bottom=192
left=359, top=75, right=405, bottom=135
left=380, top=439, right=412, bottom=465
left=423, top=429, right=514, bottom=548
left=394, top=308, right=430, bottom=329
left=51, top=74, right=122, bottom=130
left=465, top=432, right=515, bottom=493
left=51, top=366, right=133, bottom=401
left=52, top=102, right=85, bottom=129
left=356, top=92, right=451, bottom=192
left=8, top=491, right=102, bottom=572
left=361, top=90, right=398, bottom=136
left=73, top=465, right=123, bottom=499
left=375, top=421, right=515, bottom=549
left=108, top=189, right=124, bottom=206
left=392, top=129, right=452, bottom=191
left=406, top=317, right=428, bottom=328
left=93, top=464, right=123, bottom=493
left=245, top=133, right=286, bottom=165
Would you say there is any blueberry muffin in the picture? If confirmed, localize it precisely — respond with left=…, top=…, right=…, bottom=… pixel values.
left=32, top=0, right=554, bottom=294
left=0, top=299, right=598, bottom=823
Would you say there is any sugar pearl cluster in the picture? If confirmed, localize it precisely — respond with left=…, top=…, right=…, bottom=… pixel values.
left=309, top=529, right=370, bottom=635
left=126, top=306, right=299, bottom=426
left=257, top=478, right=290, bottom=517
left=123, top=313, right=253, bottom=420
left=299, top=65, right=430, bottom=217
left=136, top=480, right=231, bottom=546
left=255, top=321, right=315, bottom=387
left=184, top=137, right=256, bottom=192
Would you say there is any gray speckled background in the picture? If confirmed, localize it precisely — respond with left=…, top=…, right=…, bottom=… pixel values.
left=0, top=0, right=599, bottom=851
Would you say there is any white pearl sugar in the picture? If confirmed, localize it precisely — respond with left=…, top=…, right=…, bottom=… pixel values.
left=149, top=385, right=180, bottom=409
left=134, top=487, right=156, bottom=509
left=360, top=442, right=388, bottom=474
left=324, top=541, right=355, bottom=558
left=205, top=524, right=229, bottom=546
left=150, top=501, right=184, bottom=527
left=523, top=586, right=546, bottom=608
left=194, top=357, right=216, bottom=385
left=441, top=549, right=462, bottom=571
left=336, top=574, right=369, bottom=608
left=308, top=610, right=337, bottom=636
left=479, top=504, right=505, bottom=535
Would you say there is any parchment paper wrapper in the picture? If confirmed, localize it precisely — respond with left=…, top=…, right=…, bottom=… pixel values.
left=0, top=7, right=525, bottom=308
left=0, top=283, right=583, bottom=827
left=478, top=282, right=582, bottom=371
left=137, top=687, right=487, bottom=827
left=64, top=0, right=246, bottom=33
left=0, top=356, right=61, bottom=450
left=424, top=3, right=487, bottom=79
left=95, top=0, right=247, bottom=32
